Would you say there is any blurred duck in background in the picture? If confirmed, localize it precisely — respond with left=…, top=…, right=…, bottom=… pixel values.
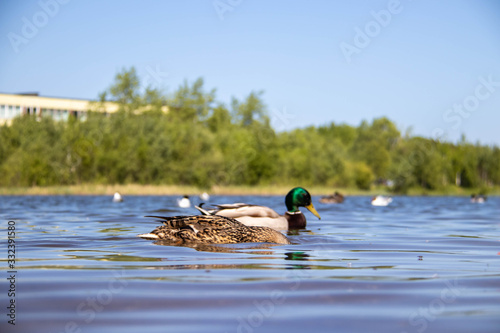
left=112, top=192, right=123, bottom=203
left=371, top=195, right=392, bottom=206
left=177, top=195, right=191, bottom=208
left=470, top=194, right=486, bottom=203
left=319, top=191, right=345, bottom=204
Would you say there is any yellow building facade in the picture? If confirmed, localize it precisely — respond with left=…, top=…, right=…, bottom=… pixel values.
left=0, top=93, right=120, bottom=125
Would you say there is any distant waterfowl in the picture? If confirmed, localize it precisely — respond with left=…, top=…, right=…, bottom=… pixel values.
left=199, top=187, right=321, bottom=231
left=112, top=192, right=123, bottom=202
left=371, top=195, right=392, bottom=206
left=200, top=192, right=210, bottom=201
left=319, top=191, right=344, bottom=204
left=470, top=194, right=486, bottom=203
left=177, top=195, right=191, bottom=208
left=138, top=215, right=291, bottom=245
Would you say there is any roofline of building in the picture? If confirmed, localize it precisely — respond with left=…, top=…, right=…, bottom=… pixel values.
left=0, top=92, right=105, bottom=102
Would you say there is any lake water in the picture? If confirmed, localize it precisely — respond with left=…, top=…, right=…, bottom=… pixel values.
left=1, top=194, right=499, bottom=333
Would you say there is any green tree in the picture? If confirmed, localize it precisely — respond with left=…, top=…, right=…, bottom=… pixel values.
left=108, top=67, right=142, bottom=112
left=232, top=91, right=269, bottom=127
left=169, top=78, right=216, bottom=122
left=1, top=68, right=499, bottom=192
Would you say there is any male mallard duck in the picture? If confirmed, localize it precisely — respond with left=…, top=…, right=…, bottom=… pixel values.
left=138, top=215, right=291, bottom=245
left=201, top=187, right=321, bottom=231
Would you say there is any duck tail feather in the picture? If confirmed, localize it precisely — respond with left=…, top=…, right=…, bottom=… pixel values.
left=195, top=205, right=212, bottom=215
left=137, top=233, right=159, bottom=239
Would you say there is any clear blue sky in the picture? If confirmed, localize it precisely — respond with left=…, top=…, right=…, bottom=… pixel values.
left=1, top=0, right=499, bottom=145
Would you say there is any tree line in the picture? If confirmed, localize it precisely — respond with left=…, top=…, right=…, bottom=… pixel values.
left=1, top=67, right=499, bottom=193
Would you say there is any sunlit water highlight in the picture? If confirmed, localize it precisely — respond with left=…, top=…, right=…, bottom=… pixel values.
left=1, top=195, right=499, bottom=332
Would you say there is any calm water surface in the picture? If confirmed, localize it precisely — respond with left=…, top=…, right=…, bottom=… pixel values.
left=1, top=194, right=499, bottom=333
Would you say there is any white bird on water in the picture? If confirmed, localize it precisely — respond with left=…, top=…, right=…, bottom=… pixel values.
left=371, top=195, right=392, bottom=206
left=177, top=195, right=191, bottom=208
left=112, top=192, right=123, bottom=203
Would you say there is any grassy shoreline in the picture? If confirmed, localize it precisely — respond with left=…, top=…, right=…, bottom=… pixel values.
left=0, top=184, right=497, bottom=196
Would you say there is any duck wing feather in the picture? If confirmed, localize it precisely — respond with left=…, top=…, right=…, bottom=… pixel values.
left=212, top=204, right=281, bottom=219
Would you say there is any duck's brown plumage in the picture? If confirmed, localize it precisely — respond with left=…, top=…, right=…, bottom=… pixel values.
left=319, top=192, right=344, bottom=204
left=138, top=215, right=291, bottom=245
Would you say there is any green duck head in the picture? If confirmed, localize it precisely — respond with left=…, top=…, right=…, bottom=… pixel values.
left=285, top=187, right=321, bottom=219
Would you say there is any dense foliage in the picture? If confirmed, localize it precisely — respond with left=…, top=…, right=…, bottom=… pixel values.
left=1, top=67, right=499, bottom=192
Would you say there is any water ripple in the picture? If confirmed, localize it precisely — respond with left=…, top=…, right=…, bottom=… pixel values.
left=0, top=195, right=499, bottom=332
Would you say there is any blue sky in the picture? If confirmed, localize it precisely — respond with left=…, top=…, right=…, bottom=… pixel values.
left=1, top=0, right=499, bottom=145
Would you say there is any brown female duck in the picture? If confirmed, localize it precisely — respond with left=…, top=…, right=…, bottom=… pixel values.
left=138, top=214, right=290, bottom=245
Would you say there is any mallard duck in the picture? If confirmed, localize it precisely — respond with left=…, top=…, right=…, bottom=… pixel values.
left=371, top=195, right=392, bottom=206
left=201, top=187, right=321, bottom=231
left=319, top=191, right=344, bottom=204
left=138, top=215, right=291, bottom=245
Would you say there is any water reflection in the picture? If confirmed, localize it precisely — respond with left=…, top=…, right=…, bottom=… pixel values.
left=151, top=240, right=279, bottom=254
left=284, top=251, right=311, bottom=270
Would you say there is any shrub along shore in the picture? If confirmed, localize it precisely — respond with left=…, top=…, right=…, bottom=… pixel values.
left=1, top=67, right=498, bottom=194
left=0, top=184, right=497, bottom=196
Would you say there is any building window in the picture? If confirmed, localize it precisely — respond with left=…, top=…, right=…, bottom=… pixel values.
left=7, top=105, right=14, bottom=118
left=79, top=111, right=87, bottom=121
